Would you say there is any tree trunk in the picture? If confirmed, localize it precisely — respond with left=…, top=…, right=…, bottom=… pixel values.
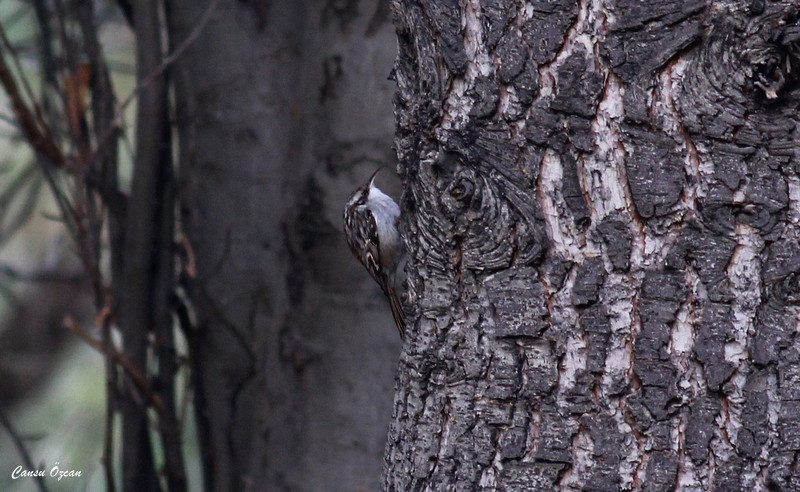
left=386, top=0, right=800, bottom=490
left=168, top=0, right=399, bottom=490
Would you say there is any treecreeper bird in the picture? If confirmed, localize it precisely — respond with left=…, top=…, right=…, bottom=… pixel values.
left=343, top=169, right=406, bottom=339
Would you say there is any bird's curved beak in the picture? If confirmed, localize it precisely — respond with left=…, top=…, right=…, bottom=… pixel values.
left=368, top=167, right=384, bottom=188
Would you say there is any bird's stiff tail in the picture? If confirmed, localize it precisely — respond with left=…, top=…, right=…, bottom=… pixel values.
left=386, top=285, right=406, bottom=340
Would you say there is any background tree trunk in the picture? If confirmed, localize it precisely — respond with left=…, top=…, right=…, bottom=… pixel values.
left=387, top=0, right=800, bottom=490
left=168, top=1, right=399, bottom=490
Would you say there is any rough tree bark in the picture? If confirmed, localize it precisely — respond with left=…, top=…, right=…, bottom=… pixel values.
left=167, top=1, right=398, bottom=490
left=387, top=0, right=800, bottom=490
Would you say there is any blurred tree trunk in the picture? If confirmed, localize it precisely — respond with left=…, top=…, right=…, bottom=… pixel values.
left=386, top=0, right=800, bottom=490
left=167, top=1, right=399, bottom=490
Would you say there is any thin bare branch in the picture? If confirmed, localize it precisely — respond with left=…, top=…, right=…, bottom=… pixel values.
left=87, top=0, right=221, bottom=189
left=64, top=316, right=168, bottom=416
left=97, top=296, right=118, bottom=492
left=0, top=174, right=42, bottom=249
left=0, top=12, right=48, bottom=128
left=0, top=45, right=65, bottom=165
left=0, top=406, right=48, bottom=492
left=113, top=0, right=220, bottom=125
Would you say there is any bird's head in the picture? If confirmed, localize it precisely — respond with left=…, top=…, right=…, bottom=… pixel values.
left=345, top=167, right=383, bottom=210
